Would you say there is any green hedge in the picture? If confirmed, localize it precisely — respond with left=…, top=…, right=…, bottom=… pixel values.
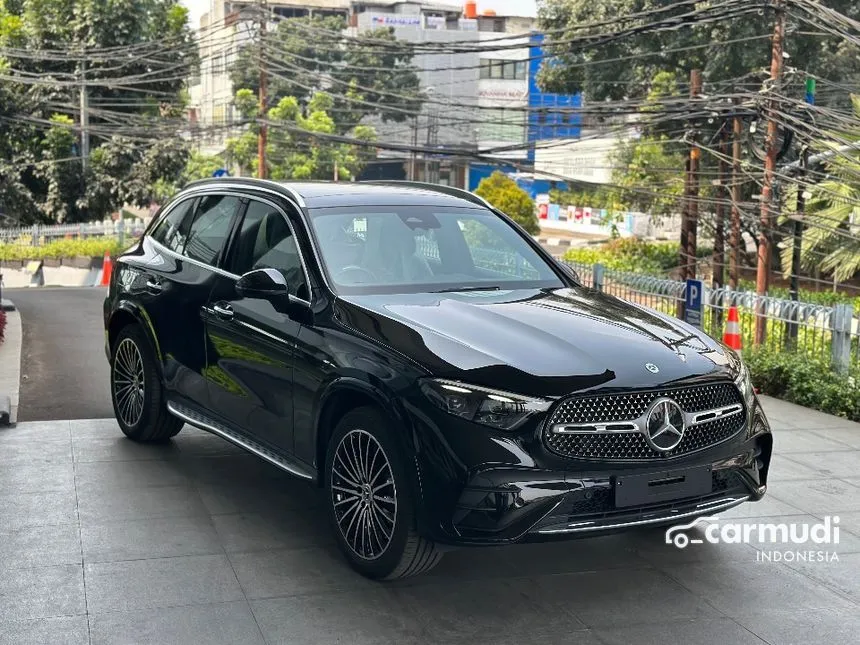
left=564, top=238, right=711, bottom=275
left=744, top=348, right=860, bottom=422
left=0, top=237, right=127, bottom=261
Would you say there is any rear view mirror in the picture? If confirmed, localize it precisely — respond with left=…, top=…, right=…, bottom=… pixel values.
left=236, top=268, right=290, bottom=311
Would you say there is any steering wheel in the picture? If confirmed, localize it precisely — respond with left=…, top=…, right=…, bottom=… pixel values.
left=335, top=265, right=377, bottom=283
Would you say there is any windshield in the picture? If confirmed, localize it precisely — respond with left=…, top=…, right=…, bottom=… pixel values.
left=308, top=205, right=564, bottom=295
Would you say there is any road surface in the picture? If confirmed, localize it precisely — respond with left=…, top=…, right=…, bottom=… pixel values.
left=8, top=287, right=113, bottom=421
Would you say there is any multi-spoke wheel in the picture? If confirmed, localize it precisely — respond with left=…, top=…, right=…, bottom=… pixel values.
left=113, top=338, right=145, bottom=428
left=325, top=406, right=442, bottom=580
left=331, top=429, right=397, bottom=560
left=110, top=325, right=182, bottom=442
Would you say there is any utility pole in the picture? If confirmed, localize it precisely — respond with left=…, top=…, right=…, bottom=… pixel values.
left=409, top=116, right=418, bottom=181
left=80, top=58, right=90, bottom=175
left=730, top=109, right=743, bottom=289
left=257, top=0, right=268, bottom=180
left=680, top=69, right=703, bottom=284
left=713, top=124, right=728, bottom=290
left=754, top=0, right=786, bottom=345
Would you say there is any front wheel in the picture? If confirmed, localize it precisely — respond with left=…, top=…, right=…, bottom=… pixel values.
left=325, top=406, right=442, bottom=580
left=110, top=325, right=182, bottom=442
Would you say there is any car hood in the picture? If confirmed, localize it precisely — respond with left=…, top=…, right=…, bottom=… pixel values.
left=335, top=287, right=735, bottom=398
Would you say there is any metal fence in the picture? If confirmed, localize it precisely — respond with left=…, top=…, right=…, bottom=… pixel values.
left=565, top=260, right=859, bottom=372
left=0, top=220, right=147, bottom=246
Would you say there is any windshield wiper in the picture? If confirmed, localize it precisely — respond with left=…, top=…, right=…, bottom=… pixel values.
left=432, top=285, right=502, bottom=293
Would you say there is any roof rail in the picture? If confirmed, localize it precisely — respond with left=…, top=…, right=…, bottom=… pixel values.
left=361, top=180, right=492, bottom=209
left=180, top=177, right=306, bottom=209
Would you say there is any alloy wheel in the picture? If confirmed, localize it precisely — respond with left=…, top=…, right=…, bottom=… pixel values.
left=113, top=338, right=145, bottom=427
left=330, top=429, right=398, bottom=560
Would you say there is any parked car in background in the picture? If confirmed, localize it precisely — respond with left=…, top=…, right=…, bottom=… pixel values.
left=104, top=178, right=772, bottom=579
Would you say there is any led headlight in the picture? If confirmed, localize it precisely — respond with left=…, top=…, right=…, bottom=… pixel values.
left=419, top=379, right=551, bottom=431
left=734, top=357, right=754, bottom=403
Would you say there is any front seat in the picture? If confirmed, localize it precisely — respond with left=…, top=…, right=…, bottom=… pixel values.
left=364, top=221, right=433, bottom=283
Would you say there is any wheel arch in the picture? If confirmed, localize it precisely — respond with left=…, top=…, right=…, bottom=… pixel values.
left=107, top=302, right=163, bottom=375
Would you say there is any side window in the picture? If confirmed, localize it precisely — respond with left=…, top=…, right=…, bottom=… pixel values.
left=184, top=195, right=241, bottom=265
left=230, top=200, right=309, bottom=300
left=150, top=198, right=195, bottom=253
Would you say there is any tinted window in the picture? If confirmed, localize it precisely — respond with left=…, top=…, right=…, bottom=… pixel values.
left=150, top=198, right=195, bottom=253
left=184, top=195, right=240, bottom=265
left=230, top=200, right=309, bottom=300
left=308, top=206, right=561, bottom=295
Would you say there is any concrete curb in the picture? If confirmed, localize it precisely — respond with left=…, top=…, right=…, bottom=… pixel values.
left=0, top=306, right=23, bottom=425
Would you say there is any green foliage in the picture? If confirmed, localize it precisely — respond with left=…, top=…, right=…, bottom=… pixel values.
left=780, top=95, right=860, bottom=282
left=564, top=238, right=712, bottom=274
left=0, top=0, right=197, bottom=224
left=474, top=172, right=539, bottom=235
left=538, top=0, right=860, bottom=104
left=230, top=17, right=423, bottom=130
left=744, top=348, right=860, bottom=422
left=229, top=90, right=377, bottom=181
left=0, top=236, right=127, bottom=261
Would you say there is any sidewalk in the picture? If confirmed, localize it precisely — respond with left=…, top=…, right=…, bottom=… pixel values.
left=0, top=305, right=22, bottom=424
left=0, top=397, right=857, bottom=644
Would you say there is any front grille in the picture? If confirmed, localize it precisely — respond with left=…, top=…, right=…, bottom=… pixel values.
left=544, top=382, right=745, bottom=461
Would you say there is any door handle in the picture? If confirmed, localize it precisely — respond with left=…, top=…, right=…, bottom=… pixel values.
left=212, top=303, right=234, bottom=320
left=145, top=278, right=163, bottom=294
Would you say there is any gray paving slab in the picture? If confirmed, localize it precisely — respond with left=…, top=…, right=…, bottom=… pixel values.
left=81, top=515, right=224, bottom=563
left=0, top=616, right=89, bottom=645
left=0, top=564, right=86, bottom=621
left=0, top=523, right=82, bottom=570
left=89, top=601, right=266, bottom=645
left=84, top=554, right=245, bottom=614
left=1, top=404, right=858, bottom=644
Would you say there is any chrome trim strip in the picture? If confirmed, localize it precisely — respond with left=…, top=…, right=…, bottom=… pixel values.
left=536, top=496, right=749, bottom=535
left=151, top=237, right=239, bottom=280
left=550, top=403, right=744, bottom=436
left=167, top=402, right=313, bottom=480
left=236, top=320, right=292, bottom=345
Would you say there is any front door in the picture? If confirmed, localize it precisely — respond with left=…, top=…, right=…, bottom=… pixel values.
left=203, top=198, right=310, bottom=455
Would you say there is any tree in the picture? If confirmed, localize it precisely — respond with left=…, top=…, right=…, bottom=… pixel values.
left=230, top=16, right=423, bottom=131
left=537, top=0, right=860, bottom=103
left=475, top=171, right=539, bottom=235
left=781, top=95, right=860, bottom=281
left=0, top=0, right=197, bottom=223
left=228, top=88, right=377, bottom=181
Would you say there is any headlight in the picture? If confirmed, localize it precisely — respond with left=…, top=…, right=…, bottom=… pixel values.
left=734, top=358, right=754, bottom=404
left=419, top=378, right=551, bottom=431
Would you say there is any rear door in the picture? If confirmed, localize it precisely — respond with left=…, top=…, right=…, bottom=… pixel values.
left=141, top=192, right=243, bottom=406
left=203, top=197, right=311, bottom=455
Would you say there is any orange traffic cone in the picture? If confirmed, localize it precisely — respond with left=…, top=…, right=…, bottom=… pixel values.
left=723, top=306, right=742, bottom=353
left=100, top=251, right=113, bottom=287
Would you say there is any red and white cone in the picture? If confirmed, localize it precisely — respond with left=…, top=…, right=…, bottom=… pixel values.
left=723, top=306, right=742, bottom=354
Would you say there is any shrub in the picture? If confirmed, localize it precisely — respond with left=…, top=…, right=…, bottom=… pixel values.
left=563, top=238, right=701, bottom=275
left=0, top=237, right=128, bottom=262
left=743, top=347, right=860, bottom=422
left=474, top=171, right=539, bottom=235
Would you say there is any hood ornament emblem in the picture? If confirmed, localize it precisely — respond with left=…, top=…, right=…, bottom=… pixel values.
left=645, top=363, right=660, bottom=374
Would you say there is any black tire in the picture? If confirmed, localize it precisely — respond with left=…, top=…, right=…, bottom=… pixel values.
left=325, top=406, right=442, bottom=580
left=110, top=324, right=182, bottom=442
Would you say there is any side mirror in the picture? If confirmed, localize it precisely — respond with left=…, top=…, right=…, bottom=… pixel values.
left=236, top=268, right=290, bottom=311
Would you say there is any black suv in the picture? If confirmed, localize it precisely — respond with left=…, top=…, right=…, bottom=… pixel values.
left=104, top=179, right=772, bottom=579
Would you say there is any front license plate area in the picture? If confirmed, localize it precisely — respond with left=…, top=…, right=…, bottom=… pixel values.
left=615, top=466, right=712, bottom=508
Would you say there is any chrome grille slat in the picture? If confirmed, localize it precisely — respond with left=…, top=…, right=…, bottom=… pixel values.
left=543, top=383, right=745, bottom=461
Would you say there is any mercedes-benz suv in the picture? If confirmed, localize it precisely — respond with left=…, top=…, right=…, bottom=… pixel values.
left=103, top=178, right=772, bottom=579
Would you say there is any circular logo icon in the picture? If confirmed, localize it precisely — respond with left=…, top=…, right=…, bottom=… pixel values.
left=645, top=363, right=660, bottom=374
left=644, top=398, right=685, bottom=452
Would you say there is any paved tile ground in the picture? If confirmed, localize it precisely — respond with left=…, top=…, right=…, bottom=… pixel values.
left=0, top=396, right=858, bottom=644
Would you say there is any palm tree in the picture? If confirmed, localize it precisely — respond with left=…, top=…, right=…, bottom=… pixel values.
left=783, top=95, right=860, bottom=282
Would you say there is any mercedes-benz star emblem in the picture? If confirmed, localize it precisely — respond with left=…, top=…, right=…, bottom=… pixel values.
left=645, top=363, right=660, bottom=374
left=644, top=398, right=685, bottom=452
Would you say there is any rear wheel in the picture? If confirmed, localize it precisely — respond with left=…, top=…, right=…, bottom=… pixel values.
left=325, top=406, right=442, bottom=580
left=110, top=325, right=182, bottom=442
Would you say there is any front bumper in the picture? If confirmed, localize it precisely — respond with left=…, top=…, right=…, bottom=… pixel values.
left=410, top=396, right=772, bottom=546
